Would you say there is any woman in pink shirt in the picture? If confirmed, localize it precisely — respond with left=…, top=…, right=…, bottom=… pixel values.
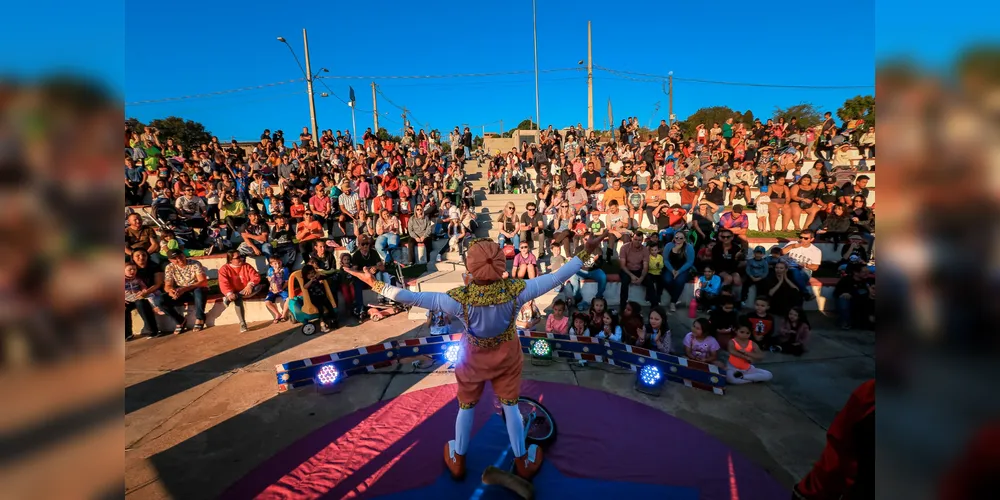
left=513, top=242, right=538, bottom=279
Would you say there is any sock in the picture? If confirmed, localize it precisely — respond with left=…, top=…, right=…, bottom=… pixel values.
left=454, top=407, right=474, bottom=455
left=502, top=404, right=527, bottom=458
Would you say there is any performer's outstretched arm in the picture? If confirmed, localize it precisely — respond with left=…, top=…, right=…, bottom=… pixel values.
left=517, top=234, right=606, bottom=304
left=347, top=269, right=463, bottom=317
left=517, top=255, right=583, bottom=304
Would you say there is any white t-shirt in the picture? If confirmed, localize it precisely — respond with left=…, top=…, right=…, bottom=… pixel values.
left=784, top=243, right=822, bottom=269
left=608, top=160, right=624, bottom=177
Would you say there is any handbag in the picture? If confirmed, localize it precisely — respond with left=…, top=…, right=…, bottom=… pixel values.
left=503, top=244, right=516, bottom=259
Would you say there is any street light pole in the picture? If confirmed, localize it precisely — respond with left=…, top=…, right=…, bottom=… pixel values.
left=302, top=29, right=319, bottom=148
left=587, top=21, right=594, bottom=132
left=532, top=0, right=540, bottom=130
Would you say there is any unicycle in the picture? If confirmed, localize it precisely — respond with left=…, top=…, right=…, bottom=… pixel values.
left=499, top=396, right=558, bottom=447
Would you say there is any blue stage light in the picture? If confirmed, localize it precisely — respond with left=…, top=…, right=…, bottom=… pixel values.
left=639, top=365, right=662, bottom=385
left=317, top=365, right=340, bottom=385
left=635, top=364, right=665, bottom=396
left=444, top=343, right=461, bottom=363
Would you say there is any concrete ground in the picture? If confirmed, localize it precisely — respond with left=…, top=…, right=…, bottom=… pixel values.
left=124, top=309, right=874, bottom=500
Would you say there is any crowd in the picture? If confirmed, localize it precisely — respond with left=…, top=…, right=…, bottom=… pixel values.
left=125, top=122, right=475, bottom=339
left=124, top=108, right=875, bottom=386
left=470, top=111, right=876, bottom=385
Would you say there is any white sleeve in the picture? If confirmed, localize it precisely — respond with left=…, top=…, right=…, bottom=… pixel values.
left=378, top=283, right=463, bottom=317
left=517, top=255, right=584, bottom=305
left=610, top=327, right=623, bottom=342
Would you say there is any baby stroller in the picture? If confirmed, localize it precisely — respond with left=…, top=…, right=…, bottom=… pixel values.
left=287, top=269, right=339, bottom=335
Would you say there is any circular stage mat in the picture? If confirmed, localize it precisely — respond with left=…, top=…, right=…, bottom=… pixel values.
left=222, top=380, right=789, bottom=499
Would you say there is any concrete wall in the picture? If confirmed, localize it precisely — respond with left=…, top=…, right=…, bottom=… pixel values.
left=484, top=137, right=517, bottom=154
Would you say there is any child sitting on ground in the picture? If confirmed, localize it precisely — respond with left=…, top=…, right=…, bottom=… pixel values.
left=743, top=296, right=776, bottom=348
left=773, top=306, right=811, bottom=355
left=516, top=299, right=541, bottom=333
left=596, top=310, right=623, bottom=342
left=264, top=255, right=290, bottom=324
left=299, top=264, right=338, bottom=332
left=709, top=297, right=740, bottom=347
left=426, top=308, right=452, bottom=336
left=588, top=297, right=609, bottom=330
left=545, top=299, right=570, bottom=334
left=620, top=301, right=645, bottom=345
left=513, top=243, right=538, bottom=279
left=726, top=321, right=774, bottom=385
left=568, top=313, right=592, bottom=336
left=684, top=318, right=724, bottom=368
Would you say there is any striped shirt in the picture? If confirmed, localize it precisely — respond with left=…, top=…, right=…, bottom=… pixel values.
left=338, top=192, right=360, bottom=215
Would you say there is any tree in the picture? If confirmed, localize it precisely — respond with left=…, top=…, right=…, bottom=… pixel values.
left=837, top=95, right=875, bottom=128
left=678, top=106, right=736, bottom=136
left=473, top=135, right=484, bottom=150
left=376, top=127, right=400, bottom=142
left=742, top=109, right=755, bottom=126
left=772, top=103, right=822, bottom=128
left=126, top=117, right=144, bottom=135
left=501, top=119, right=538, bottom=138
left=135, top=116, right=213, bottom=150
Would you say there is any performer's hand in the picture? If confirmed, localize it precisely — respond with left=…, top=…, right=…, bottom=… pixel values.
left=584, top=231, right=608, bottom=255
left=346, top=268, right=377, bottom=288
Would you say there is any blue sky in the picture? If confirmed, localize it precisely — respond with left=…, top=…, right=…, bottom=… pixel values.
left=6, top=1, right=998, bottom=143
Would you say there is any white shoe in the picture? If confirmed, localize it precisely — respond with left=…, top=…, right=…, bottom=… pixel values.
left=669, top=302, right=677, bottom=313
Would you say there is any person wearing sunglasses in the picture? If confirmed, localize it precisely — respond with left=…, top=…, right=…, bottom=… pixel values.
left=780, top=229, right=823, bottom=301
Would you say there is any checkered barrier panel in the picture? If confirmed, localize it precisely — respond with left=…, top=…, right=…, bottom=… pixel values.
left=275, top=332, right=724, bottom=395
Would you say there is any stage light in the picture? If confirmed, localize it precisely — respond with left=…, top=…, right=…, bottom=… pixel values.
left=317, top=365, right=340, bottom=385
left=529, top=339, right=553, bottom=365
left=444, top=343, right=461, bottom=364
left=635, top=364, right=665, bottom=396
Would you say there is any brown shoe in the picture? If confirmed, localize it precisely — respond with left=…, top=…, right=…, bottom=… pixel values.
left=514, top=444, right=543, bottom=481
left=443, top=440, right=466, bottom=480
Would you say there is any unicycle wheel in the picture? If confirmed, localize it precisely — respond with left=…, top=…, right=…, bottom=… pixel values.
left=499, top=396, right=557, bottom=447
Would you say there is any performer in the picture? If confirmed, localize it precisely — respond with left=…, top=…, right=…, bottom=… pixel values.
left=348, top=235, right=606, bottom=481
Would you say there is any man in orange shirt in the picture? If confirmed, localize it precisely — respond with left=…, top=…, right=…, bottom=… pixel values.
left=603, top=178, right=628, bottom=210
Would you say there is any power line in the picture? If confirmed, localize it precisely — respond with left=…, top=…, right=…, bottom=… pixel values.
left=318, top=67, right=581, bottom=80
left=594, top=66, right=874, bottom=89
left=125, top=78, right=306, bottom=106
left=374, top=85, right=427, bottom=129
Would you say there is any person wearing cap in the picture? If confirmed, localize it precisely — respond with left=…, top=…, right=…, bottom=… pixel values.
left=744, top=245, right=771, bottom=303
left=161, top=249, right=210, bottom=334
left=347, top=233, right=607, bottom=482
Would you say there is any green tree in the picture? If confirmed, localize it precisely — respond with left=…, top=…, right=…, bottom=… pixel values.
left=837, top=95, right=875, bottom=128
left=143, top=116, right=213, bottom=150
left=772, top=103, right=822, bottom=128
left=376, top=127, right=401, bottom=142
left=742, top=109, right=755, bottom=126
left=678, top=106, right=736, bottom=136
left=501, top=119, right=538, bottom=138
left=126, top=117, right=144, bottom=135
left=473, top=135, right=484, bottom=150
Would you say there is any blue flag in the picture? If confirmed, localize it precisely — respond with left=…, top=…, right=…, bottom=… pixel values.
left=349, top=86, right=356, bottom=104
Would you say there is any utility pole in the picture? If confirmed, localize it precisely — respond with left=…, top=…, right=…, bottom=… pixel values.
left=532, top=0, right=540, bottom=130
left=302, top=28, right=319, bottom=147
left=500, top=119, right=504, bottom=136
left=401, top=108, right=408, bottom=137
left=668, top=71, right=674, bottom=126
left=371, top=81, right=379, bottom=132
left=587, top=21, right=594, bottom=132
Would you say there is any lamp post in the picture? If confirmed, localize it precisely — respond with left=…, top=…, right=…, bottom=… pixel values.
left=277, top=30, right=323, bottom=147
left=532, top=0, right=540, bottom=130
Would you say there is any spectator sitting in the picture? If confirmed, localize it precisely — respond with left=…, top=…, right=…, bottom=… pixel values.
left=264, top=255, right=290, bottom=324
left=125, top=262, right=160, bottom=340
left=603, top=178, right=628, bottom=210
left=519, top=202, right=546, bottom=256
left=349, top=235, right=384, bottom=317
left=218, top=251, right=264, bottom=332
left=125, top=213, right=161, bottom=265
left=763, top=261, right=802, bottom=318
left=405, top=204, right=434, bottom=264
left=545, top=299, right=570, bottom=335
left=774, top=306, right=811, bottom=355
left=834, top=263, right=875, bottom=330
left=743, top=245, right=770, bottom=304
left=516, top=299, right=541, bottom=333
left=725, top=321, right=773, bottom=385
left=161, top=249, right=210, bottom=334
left=719, top=204, right=750, bottom=241
left=595, top=310, right=623, bottom=342
left=744, top=296, right=776, bottom=349
left=568, top=313, right=592, bottom=336
left=816, top=204, right=852, bottom=248
left=268, top=214, right=298, bottom=266
left=709, top=296, right=741, bottom=347
left=780, top=229, right=823, bottom=301
left=374, top=209, right=401, bottom=264
left=605, top=200, right=632, bottom=259
left=298, top=264, right=339, bottom=332
left=496, top=201, right=520, bottom=249
left=684, top=318, right=723, bottom=368
left=158, top=229, right=212, bottom=258
left=237, top=210, right=270, bottom=257
left=513, top=243, right=538, bottom=279
left=695, top=264, right=722, bottom=311
left=426, top=308, right=452, bottom=336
